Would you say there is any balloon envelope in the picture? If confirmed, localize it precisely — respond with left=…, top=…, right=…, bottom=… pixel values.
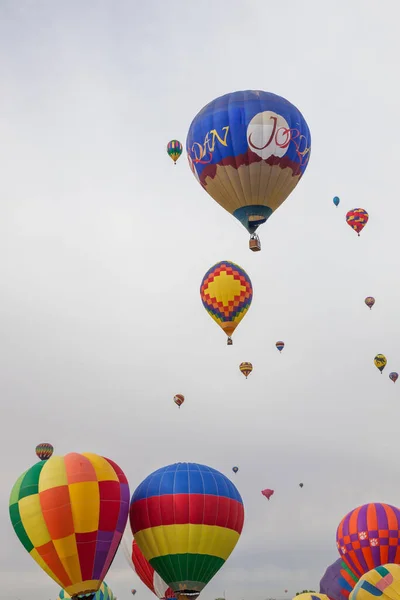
left=374, top=354, right=387, bottom=373
left=167, top=140, right=183, bottom=164
left=349, top=564, right=400, bottom=600
left=346, top=209, right=369, bottom=235
left=333, top=197, right=340, bottom=206
left=232, top=466, right=239, bottom=473
left=295, top=594, right=330, bottom=600
left=320, top=558, right=357, bottom=600
left=174, top=394, right=184, bottom=407
left=276, top=341, right=285, bottom=352
left=9, top=453, right=129, bottom=598
left=239, top=362, right=253, bottom=378
left=57, top=581, right=115, bottom=600
left=365, top=297, right=375, bottom=309
left=35, top=442, right=54, bottom=461
left=389, top=372, right=398, bottom=383
left=337, top=503, right=400, bottom=578
left=130, top=462, right=244, bottom=597
left=262, top=488, right=274, bottom=500
left=200, top=261, right=253, bottom=343
left=186, top=90, right=311, bottom=236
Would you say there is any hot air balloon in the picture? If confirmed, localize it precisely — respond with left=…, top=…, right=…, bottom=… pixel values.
left=122, top=531, right=176, bottom=600
left=346, top=209, right=369, bottom=236
left=200, top=261, right=253, bottom=345
left=296, top=594, right=329, bottom=600
left=131, top=591, right=137, bottom=596
left=320, top=558, right=358, bottom=600
left=349, top=564, right=400, bottom=600
left=186, top=90, right=311, bottom=252
left=35, top=442, right=54, bottom=461
left=57, top=582, right=115, bottom=600
left=365, top=297, right=375, bottom=310
left=333, top=197, right=340, bottom=207
left=276, top=341, right=285, bottom=352
left=262, top=488, right=274, bottom=500
left=239, top=362, right=253, bottom=378
left=232, top=466, right=239, bottom=474
left=374, top=354, right=387, bottom=374
left=336, top=503, right=400, bottom=579
left=167, top=141, right=183, bottom=165
left=130, top=462, right=244, bottom=599
left=174, top=394, right=184, bottom=408
left=299, top=483, right=304, bottom=488
left=390, top=372, right=399, bottom=383
left=9, top=453, right=129, bottom=599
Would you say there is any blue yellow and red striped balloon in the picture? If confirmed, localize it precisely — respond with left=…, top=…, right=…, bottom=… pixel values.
left=129, top=462, right=245, bottom=597
left=200, top=261, right=253, bottom=345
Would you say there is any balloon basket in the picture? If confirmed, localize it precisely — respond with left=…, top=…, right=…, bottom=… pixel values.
left=249, top=235, right=261, bottom=252
left=227, top=337, right=233, bottom=345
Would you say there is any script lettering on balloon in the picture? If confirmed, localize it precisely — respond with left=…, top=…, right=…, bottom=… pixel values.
left=189, top=126, right=230, bottom=164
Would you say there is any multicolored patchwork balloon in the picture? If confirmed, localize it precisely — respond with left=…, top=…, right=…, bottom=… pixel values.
left=365, top=297, right=375, bottom=310
left=57, top=581, right=115, bottom=600
left=9, top=453, right=129, bottom=599
left=167, top=140, right=183, bottom=164
left=200, top=261, right=253, bottom=345
left=239, top=362, right=253, bottom=378
left=35, top=442, right=54, bottom=461
left=320, top=558, right=358, bottom=600
left=346, top=209, right=369, bottom=236
left=129, top=462, right=244, bottom=598
left=350, top=564, right=400, bottom=600
left=187, top=90, right=311, bottom=248
left=336, top=503, right=400, bottom=579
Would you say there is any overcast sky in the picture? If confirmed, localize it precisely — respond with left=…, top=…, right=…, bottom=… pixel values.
left=1, top=1, right=400, bottom=599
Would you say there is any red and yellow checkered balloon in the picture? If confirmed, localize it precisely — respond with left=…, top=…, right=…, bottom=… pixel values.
left=9, top=453, right=130, bottom=598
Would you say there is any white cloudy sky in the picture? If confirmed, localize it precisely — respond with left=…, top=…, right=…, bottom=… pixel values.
left=1, top=1, right=400, bottom=599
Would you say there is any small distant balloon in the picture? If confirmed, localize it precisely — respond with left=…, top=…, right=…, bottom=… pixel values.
left=239, top=362, right=253, bottom=378
left=365, top=297, right=375, bottom=309
left=232, top=466, right=239, bottom=474
left=299, top=483, right=304, bottom=488
left=333, top=196, right=340, bottom=207
left=276, top=341, right=285, bottom=352
left=262, top=488, right=274, bottom=500
left=131, top=590, right=137, bottom=596
left=374, top=354, right=387, bottom=374
left=174, top=394, right=184, bottom=408
left=346, top=208, right=369, bottom=236
left=35, top=442, right=54, bottom=461
left=389, top=372, right=398, bottom=383
left=167, top=140, right=183, bottom=164
left=285, top=590, right=288, bottom=594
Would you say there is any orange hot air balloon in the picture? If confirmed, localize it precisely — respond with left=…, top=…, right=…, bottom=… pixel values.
left=9, top=453, right=130, bottom=599
left=239, top=362, right=253, bottom=378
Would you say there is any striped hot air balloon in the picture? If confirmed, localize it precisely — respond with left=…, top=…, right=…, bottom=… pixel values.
left=167, top=140, right=183, bottom=164
left=239, top=362, right=253, bottom=378
left=35, top=442, right=54, bottom=460
left=276, top=341, right=285, bottom=352
left=129, top=462, right=244, bottom=598
left=9, top=453, right=129, bottom=599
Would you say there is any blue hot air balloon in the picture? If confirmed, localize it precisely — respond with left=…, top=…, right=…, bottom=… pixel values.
left=186, top=90, right=311, bottom=251
left=333, top=196, right=340, bottom=207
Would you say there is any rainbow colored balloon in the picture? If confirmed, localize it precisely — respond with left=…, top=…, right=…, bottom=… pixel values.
left=200, top=261, right=253, bottom=345
left=337, top=503, right=400, bottom=578
left=129, top=462, right=244, bottom=597
left=349, top=564, right=400, bottom=600
left=186, top=90, right=311, bottom=246
left=9, top=453, right=129, bottom=598
left=35, top=442, right=54, bottom=461
left=57, top=581, right=115, bottom=600
left=167, top=140, right=183, bottom=164
left=346, top=209, right=369, bottom=236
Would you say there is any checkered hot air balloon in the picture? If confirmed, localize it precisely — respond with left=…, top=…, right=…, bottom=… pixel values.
left=57, top=581, right=115, bottom=600
left=9, top=453, right=129, bottom=599
left=346, top=209, right=369, bottom=236
left=167, top=140, right=183, bottom=164
left=336, top=503, right=400, bottom=579
left=129, top=462, right=244, bottom=599
left=122, top=532, right=176, bottom=600
left=200, top=261, right=253, bottom=345
left=35, top=442, right=54, bottom=461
